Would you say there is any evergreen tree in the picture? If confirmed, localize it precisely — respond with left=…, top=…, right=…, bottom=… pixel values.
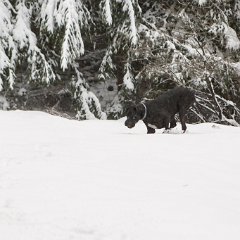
left=0, top=0, right=105, bottom=119
left=0, top=0, right=14, bottom=90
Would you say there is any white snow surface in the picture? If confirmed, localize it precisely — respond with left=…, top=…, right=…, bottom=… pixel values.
left=1, top=110, right=240, bottom=240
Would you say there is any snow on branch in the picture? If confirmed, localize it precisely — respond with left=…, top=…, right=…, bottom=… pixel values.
left=122, top=0, right=138, bottom=45
left=224, top=24, right=240, bottom=50
left=231, top=62, right=240, bottom=76
left=74, top=68, right=106, bottom=120
left=0, top=0, right=13, bottom=90
left=235, top=0, right=240, bottom=20
left=13, top=0, right=55, bottom=83
left=0, top=0, right=12, bottom=39
left=30, top=49, right=56, bottom=84
left=123, top=61, right=134, bottom=90
left=7, top=36, right=17, bottom=89
left=54, top=0, right=91, bottom=71
left=209, top=23, right=240, bottom=50
left=13, top=1, right=37, bottom=49
left=99, top=47, right=115, bottom=80
left=194, top=0, right=208, bottom=6
left=0, top=44, right=10, bottom=91
left=40, top=0, right=58, bottom=33
left=100, top=0, right=112, bottom=26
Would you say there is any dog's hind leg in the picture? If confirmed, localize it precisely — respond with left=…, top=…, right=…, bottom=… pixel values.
left=170, top=117, right=176, bottom=129
left=179, top=109, right=187, bottom=132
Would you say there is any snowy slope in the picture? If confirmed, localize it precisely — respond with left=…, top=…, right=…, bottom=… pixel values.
left=1, top=110, right=240, bottom=240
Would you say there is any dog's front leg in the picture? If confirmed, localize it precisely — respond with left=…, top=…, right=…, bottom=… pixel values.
left=164, top=116, right=171, bottom=130
left=146, top=125, right=156, bottom=134
left=161, top=117, right=171, bottom=133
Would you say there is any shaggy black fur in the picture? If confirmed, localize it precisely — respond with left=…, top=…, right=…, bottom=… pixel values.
left=125, top=87, right=195, bottom=134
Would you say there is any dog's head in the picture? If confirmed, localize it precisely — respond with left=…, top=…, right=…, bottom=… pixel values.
left=124, top=103, right=143, bottom=129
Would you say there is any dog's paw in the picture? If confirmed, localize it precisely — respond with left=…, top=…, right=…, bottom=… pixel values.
left=162, top=129, right=171, bottom=134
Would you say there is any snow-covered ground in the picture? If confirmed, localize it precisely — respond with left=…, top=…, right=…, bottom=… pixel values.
left=1, top=110, right=240, bottom=240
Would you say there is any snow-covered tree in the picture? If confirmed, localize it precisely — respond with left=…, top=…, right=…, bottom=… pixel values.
left=74, top=68, right=106, bottom=120
left=38, top=0, right=90, bottom=70
left=37, top=0, right=105, bottom=119
left=1, top=0, right=240, bottom=124
left=0, top=0, right=14, bottom=90
left=98, top=0, right=141, bottom=117
left=0, top=0, right=105, bottom=119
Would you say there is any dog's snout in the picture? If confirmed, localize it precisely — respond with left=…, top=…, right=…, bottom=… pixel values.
left=125, top=119, right=134, bottom=128
left=125, top=121, right=131, bottom=128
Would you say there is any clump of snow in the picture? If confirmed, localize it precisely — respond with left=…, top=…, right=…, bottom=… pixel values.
left=209, top=23, right=240, bottom=50
left=0, top=96, right=9, bottom=110
left=195, top=0, right=208, bottom=6
left=122, top=0, right=138, bottom=45
left=192, top=77, right=208, bottom=88
left=224, top=25, right=240, bottom=50
left=231, top=62, right=240, bottom=76
left=13, top=2, right=37, bottom=50
left=123, top=62, right=135, bottom=90
left=40, top=0, right=57, bottom=33
left=18, top=87, right=27, bottom=96
left=0, top=0, right=12, bottom=90
left=57, top=0, right=86, bottom=70
left=166, top=40, right=176, bottom=50
left=235, top=1, right=240, bottom=20
left=74, top=70, right=106, bottom=120
left=102, top=0, right=112, bottom=25
left=183, top=44, right=200, bottom=56
left=0, top=44, right=10, bottom=91
left=11, top=1, right=56, bottom=84
left=99, top=48, right=115, bottom=80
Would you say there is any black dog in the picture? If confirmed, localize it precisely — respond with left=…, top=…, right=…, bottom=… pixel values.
left=125, top=87, right=195, bottom=134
